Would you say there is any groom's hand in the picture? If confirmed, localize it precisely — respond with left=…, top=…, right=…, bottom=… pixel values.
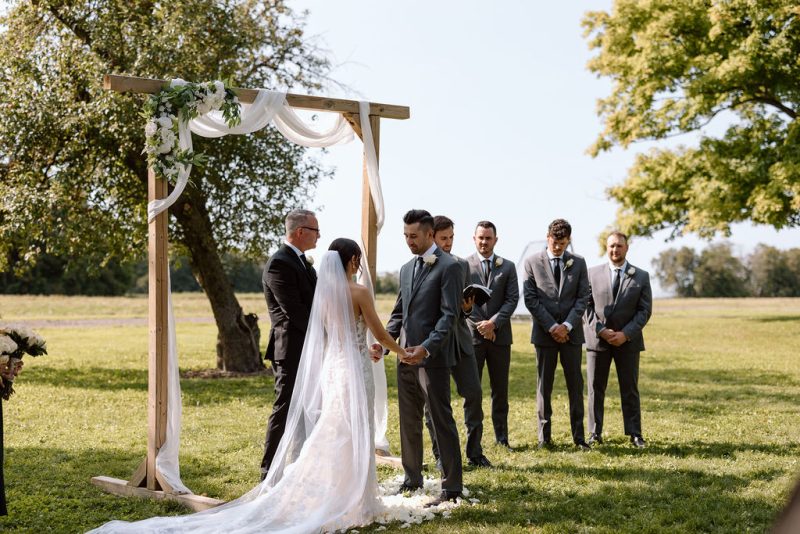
left=402, top=346, right=427, bottom=365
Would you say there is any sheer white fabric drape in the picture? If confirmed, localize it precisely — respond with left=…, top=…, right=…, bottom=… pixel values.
left=149, top=81, right=390, bottom=492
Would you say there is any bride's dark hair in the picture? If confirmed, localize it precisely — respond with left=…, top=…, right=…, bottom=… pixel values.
left=328, top=238, right=362, bottom=272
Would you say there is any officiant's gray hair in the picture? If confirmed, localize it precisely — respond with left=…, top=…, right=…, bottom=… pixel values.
left=285, top=209, right=316, bottom=235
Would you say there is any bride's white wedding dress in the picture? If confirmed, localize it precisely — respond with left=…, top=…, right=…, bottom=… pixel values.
left=89, top=252, right=382, bottom=533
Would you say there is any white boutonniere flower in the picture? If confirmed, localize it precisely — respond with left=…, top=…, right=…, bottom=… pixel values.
left=423, top=254, right=437, bottom=266
left=495, top=257, right=503, bottom=267
left=627, top=266, right=635, bottom=276
left=305, top=255, right=314, bottom=266
left=565, top=258, right=574, bottom=269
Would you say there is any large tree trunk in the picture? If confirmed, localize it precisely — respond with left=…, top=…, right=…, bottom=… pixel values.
left=172, top=189, right=264, bottom=373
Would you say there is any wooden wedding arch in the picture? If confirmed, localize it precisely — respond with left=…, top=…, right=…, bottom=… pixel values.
left=90, top=74, right=409, bottom=510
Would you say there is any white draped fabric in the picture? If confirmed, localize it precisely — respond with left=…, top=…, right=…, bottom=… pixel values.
left=148, top=81, right=391, bottom=492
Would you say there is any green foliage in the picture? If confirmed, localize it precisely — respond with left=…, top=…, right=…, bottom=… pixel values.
left=0, top=295, right=798, bottom=531
left=374, top=271, right=400, bottom=295
left=584, top=1, right=800, bottom=240
left=0, top=0, right=331, bottom=272
left=652, top=242, right=800, bottom=297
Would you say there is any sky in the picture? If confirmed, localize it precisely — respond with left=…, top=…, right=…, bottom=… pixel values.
left=286, top=0, right=799, bottom=295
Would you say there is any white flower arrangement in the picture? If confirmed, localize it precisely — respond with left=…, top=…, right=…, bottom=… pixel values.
left=495, top=257, right=503, bottom=267
left=142, top=79, right=241, bottom=182
left=305, top=255, right=314, bottom=266
left=627, top=266, right=636, bottom=276
left=0, top=335, right=17, bottom=355
left=423, top=254, right=437, bottom=266
left=565, top=258, right=574, bottom=269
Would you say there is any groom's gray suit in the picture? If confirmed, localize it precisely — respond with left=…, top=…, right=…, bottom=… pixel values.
left=387, top=247, right=463, bottom=493
left=583, top=262, right=652, bottom=438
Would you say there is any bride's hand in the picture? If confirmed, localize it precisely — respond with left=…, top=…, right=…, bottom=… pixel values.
left=369, top=343, right=383, bottom=362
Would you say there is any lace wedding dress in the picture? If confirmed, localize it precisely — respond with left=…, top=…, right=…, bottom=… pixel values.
left=89, top=252, right=380, bottom=533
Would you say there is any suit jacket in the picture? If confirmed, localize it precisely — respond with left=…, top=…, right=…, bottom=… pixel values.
left=387, top=247, right=461, bottom=368
left=262, top=244, right=317, bottom=362
left=583, top=262, right=652, bottom=352
left=466, top=253, right=519, bottom=346
left=523, top=249, right=590, bottom=347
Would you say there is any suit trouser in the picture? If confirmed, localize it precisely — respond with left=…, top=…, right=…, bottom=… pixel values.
left=424, top=350, right=484, bottom=459
left=260, top=356, right=300, bottom=479
left=587, top=348, right=642, bottom=436
left=398, top=363, right=463, bottom=493
left=474, top=341, right=511, bottom=441
left=535, top=343, right=585, bottom=444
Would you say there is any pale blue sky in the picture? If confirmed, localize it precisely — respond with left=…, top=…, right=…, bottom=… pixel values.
left=291, top=1, right=798, bottom=294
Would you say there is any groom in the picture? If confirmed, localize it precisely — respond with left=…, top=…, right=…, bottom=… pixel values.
left=387, top=209, right=464, bottom=504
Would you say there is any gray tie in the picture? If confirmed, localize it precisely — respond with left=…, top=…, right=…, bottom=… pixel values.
left=413, top=256, right=424, bottom=286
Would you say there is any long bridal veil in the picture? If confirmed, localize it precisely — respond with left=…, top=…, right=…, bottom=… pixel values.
left=90, top=251, right=376, bottom=533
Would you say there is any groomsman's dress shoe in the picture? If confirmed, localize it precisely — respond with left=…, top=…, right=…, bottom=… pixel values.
left=496, top=438, right=513, bottom=450
left=425, top=490, right=462, bottom=508
left=588, top=433, right=603, bottom=445
left=467, top=455, right=493, bottom=467
left=631, top=435, right=647, bottom=448
left=575, top=440, right=592, bottom=451
left=397, top=483, right=422, bottom=494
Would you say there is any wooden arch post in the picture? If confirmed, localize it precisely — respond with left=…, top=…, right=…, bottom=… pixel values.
left=91, top=74, right=409, bottom=509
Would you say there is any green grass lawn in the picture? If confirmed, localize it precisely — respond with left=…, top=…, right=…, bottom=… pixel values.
left=0, top=295, right=798, bottom=532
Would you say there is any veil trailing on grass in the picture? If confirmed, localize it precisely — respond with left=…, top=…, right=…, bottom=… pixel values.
left=90, top=251, right=378, bottom=532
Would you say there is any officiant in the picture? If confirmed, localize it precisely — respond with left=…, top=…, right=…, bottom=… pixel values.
left=466, top=221, right=519, bottom=449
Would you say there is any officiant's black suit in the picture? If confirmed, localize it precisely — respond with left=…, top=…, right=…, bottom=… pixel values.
left=260, top=244, right=316, bottom=478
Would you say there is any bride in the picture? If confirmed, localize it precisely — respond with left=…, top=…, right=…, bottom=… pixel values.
left=90, top=238, right=408, bottom=533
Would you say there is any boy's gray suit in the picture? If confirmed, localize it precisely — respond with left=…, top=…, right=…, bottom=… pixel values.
left=523, top=249, right=590, bottom=444
left=466, top=253, right=519, bottom=442
left=583, top=262, right=652, bottom=437
left=387, top=247, right=463, bottom=492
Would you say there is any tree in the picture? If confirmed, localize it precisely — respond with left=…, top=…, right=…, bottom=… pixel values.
left=652, top=246, right=698, bottom=297
left=748, top=244, right=800, bottom=297
left=694, top=242, right=750, bottom=297
left=584, top=1, right=800, bottom=240
left=0, top=1, right=331, bottom=371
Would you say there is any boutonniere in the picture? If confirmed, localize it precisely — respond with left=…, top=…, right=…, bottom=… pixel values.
left=305, top=255, right=314, bottom=266
left=627, top=266, right=635, bottom=276
left=565, top=258, right=574, bottom=270
left=423, top=254, right=437, bottom=266
left=495, top=257, right=503, bottom=267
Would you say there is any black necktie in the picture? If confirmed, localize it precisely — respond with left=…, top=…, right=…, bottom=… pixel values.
left=300, top=253, right=314, bottom=278
left=553, top=257, right=561, bottom=287
left=483, top=259, right=491, bottom=283
left=612, top=268, right=621, bottom=299
left=413, top=256, right=424, bottom=286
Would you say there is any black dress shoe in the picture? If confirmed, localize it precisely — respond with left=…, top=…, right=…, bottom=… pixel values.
left=575, top=440, right=592, bottom=451
left=425, top=490, right=462, bottom=507
left=588, top=433, right=603, bottom=445
left=631, top=435, right=646, bottom=448
left=397, top=483, right=422, bottom=494
left=496, top=437, right=512, bottom=448
left=467, top=454, right=493, bottom=467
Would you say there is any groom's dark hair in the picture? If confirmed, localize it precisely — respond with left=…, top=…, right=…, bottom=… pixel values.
left=547, top=218, right=572, bottom=240
left=433, top=215, right=454, bottom=234
left=403, top=209, right=434, bottom=231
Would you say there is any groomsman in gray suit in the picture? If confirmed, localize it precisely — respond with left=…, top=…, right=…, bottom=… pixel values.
left=423, top=216, right=492, bottom=467
left=387, top=209, right=464, bottom=505
left=466, top=221, right=519, bottom=448
left=523, top=219, right=591, bottom=450
left=584, top=231, right=652, bottom=448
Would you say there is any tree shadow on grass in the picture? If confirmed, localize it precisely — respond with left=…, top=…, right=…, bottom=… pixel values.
left=648, top=366, right=800, bottom=388
left=589, top=439, right=800, bottom=460
left=452, top=463, right=783, bottom=532
left=752, top=314, right=800, bottom=323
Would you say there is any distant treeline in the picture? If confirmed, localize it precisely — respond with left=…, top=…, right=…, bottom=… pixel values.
left=653, top=242, right=800, bottom=297
left=0, top=253, right=264, bottom=295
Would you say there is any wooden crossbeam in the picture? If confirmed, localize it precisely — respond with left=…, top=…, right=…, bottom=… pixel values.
left=103, top=74, right=410, bottom=120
